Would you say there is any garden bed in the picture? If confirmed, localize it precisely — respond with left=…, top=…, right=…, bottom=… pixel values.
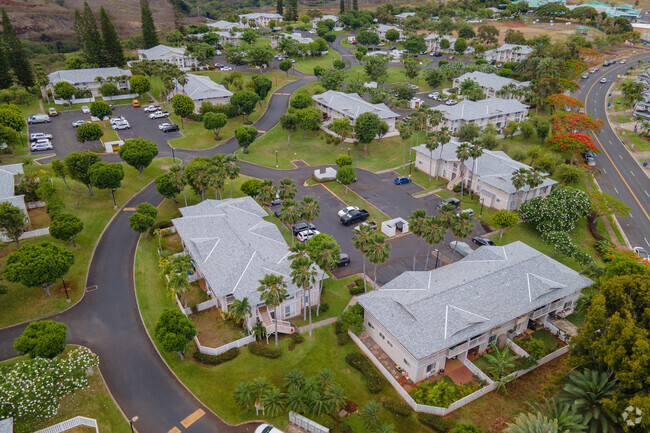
left=162, top=232, right=184, bottom=254
left=514, top=329, right=565, bottom=360
left=27, top=206, right=50, bottom=230
left=189, top=306, right=247, bottom=348
left=472, top=346, right=523, bottom=378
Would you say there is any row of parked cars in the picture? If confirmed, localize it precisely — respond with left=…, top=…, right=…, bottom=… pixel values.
left=289, top=220, right=351, bottom=267
left=29, top=132, right=53, bottom=151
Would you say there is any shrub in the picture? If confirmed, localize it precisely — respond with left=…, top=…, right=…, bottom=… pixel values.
left=248, top=342, right=282, bottom=359
left=319, top=302, right=329, bottom=313
left=149, top=220, right=172, bottom=236
left=288, top=332, right=304, bottom=351
left=192, top=348, right=239, bottom=365
left=334, top=320, right=345, bottom=335
left=418, top=413, right=456, bottom=432
left=382, top=398, right=412, bottom=417
left=409, top=379, right=479, bottom=407
left=345, top=353, right=385, bottom=393
left=595, top=240, right=615, bottom=262
left=518, top=337, right=548, bottom=360
left=336, top=332, right=350, bottom=346
left=339, top=423, right=351, bottom=432
left=349, top=285, right=365, bottom=295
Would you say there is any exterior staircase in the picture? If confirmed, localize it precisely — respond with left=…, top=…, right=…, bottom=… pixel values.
left=447, top=174, right=464, bottom=190
left=258, top=306, right=294, bottom=335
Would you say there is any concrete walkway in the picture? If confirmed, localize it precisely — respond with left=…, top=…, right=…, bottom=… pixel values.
left=296, top=317, right=337, bottom=334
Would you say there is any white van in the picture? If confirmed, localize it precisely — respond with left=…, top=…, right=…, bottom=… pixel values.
left=27, top=114, right=50, bottom=124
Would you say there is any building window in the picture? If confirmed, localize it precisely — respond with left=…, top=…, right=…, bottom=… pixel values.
left=426, top=362, right=436, bottom=372
left=387, top=340, right=393, bottom=348
left=379, top=332, right=385, bottom=340
left=367, top=321, right=374, bottom=329
left=488, top=335, right=497, bottom=344
left=563, top=301, right=573, bottom=310
left=284, top=304, right=294, bottom=317
left=403, top=358, right=410, bottom=366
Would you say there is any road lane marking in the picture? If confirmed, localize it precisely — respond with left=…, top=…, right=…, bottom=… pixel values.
left=123, top=207, right=136, bottom=211
left=603, top=168, right=607, bottom=174
left=631, top=171, right=635, bottom=177
left=645, top=190, right=649, bottom=197
left=619, top=154, right=623, bottom=160
left=168, top=428, right=181, bottom=433
left=613, top=186, right=619, bottom=194
left=645, top=237, right=649, bottom=247
left=181, top=409, right=205, bottom=428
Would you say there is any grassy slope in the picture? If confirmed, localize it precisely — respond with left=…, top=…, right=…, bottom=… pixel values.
left=0, top=158, right=173, bottom=328
left=292, top=50, right=342, bottom=74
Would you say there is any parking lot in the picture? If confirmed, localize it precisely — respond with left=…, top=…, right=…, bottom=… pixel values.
left=27, top=104, right=181, bottom=158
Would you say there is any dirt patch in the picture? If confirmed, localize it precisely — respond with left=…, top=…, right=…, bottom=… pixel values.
left=27, top=206, right=50, bottom=230
left=473, top=20, right=602, bottom=44
left=162, top=232, right=184, bottom=254
left=190, top=307, right=247, bottom=348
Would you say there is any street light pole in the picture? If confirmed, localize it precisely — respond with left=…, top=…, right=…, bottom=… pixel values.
left=434, top=249, right=440, bottom=270
left=275, top=150, right=278, bottom=168
left=347, top=147, right=350, bottom=157
left=480, top=198, right=484, bottom=217
left=171, top=146, right=176, bottom=165
left=61, top=277, right=70, bottom=302
left=130, top=416, right=139, bottom=433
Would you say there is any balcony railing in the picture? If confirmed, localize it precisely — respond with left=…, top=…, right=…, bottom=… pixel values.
left=532, top=305, right=550, bottom=320
left=447, top=341, right=469, bottom=358
left=468, top=335, right=486, bottom=348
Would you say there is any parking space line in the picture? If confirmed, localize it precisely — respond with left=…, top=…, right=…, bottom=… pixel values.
left=123, top=207, right=136, bottom=211
left=167, top=427, right=182, bottom=433
left=180, top=409, right=205, bottom=428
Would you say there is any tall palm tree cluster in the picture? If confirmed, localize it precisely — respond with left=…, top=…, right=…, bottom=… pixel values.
left=130, top=59, right=187, bottom=102
left=159, top=253, right=193, bottom=309
left=408, top=206, right=475, bottom=269
left=233, top=369, right=347, bottom=419
left=351, top=225, right=391, bottom=291
left=510, top=167, right=546, bottom=210
left=506, top=369, right=618, bottom=433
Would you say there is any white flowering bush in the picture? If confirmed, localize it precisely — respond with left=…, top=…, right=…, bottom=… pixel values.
left=519, top=187, right=591, bottom=233
left=0, top=347, right=98, bottom=420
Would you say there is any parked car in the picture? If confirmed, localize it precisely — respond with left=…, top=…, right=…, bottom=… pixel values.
left=408, top=84, right=418, bottom=90
left=143, top=105, right=161, bottom=112
left=620, top=59, right=627, bottom=64
left=273, top=209, right=284, bottom=219
left=220, top=66, right=233, bottom=71
left=432, top=52, right=442, bottom=57
left=254, top=424, right=284, bottom=433
left=584, top=150, right=596, bottom=167
left=340, top=209, right=369, bottom=225
left=336, top=253, right=351, bottom=267
left=472, top=236, right=495, bottom=246
left=578, top=107, right=585, bottom=114
left=448, top=56, right=455, bottom=60
left=581, top=73, right=589, bottom=79
left=428, top=92, right=440, bottom=99
left=149, top=111, right=170, bottom=119
left=30, top=132, right=53, bottom=141
left=30, top=140, right=53, bottom=151
left=161, top=123, right=179, bottom=133
left=132, top=100, right=140, bottom=107
left=72, top=120, right=90, bottom=127
left=437, top=197, right=460, bottom=210
left=297, top=229, right=320, bottom=242
left=270, top=197, right=283, bottom=206
left=600, top=77, right=607, bottom=83
left=308, top=29, right=317, bottom=34
left=27, top=114, right=50, bottom=124
left=291, top=221, right=316, bottom=236
left=449, top=240, right=472, bottom=257
left=158, top=122, right=174, bottom=130
left=338, top=206, right=359, bottom=218
left=81, top=105, right=90, bottom=114
left=215, top=50, right=222, bottom=55
left=110, top=116, right=127, bottom=125
left=355, top=220, right=378, bottom=231
left=394, top=176, right=412, bottom=185
left=458, top=208, right=474, bottom=218
left=112, top=121, right=130, bottom=130
left=634, top=246, right=649, bottom=261
left=445, top=99, right=458, bottom=106
left=48, top=107, right=58, bottom=116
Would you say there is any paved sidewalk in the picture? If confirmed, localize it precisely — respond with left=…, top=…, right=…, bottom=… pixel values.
left=296, top=317, right=337, bottom=333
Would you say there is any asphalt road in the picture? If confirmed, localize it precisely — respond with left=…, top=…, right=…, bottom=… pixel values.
left=572, top=52, right=650, bottom=249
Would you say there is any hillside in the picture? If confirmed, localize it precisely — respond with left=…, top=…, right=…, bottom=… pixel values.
left=2, top=0, right=177, bottom=41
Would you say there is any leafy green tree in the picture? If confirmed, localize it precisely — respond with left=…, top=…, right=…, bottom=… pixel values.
left=64, top=152, right=101, bottom=196
left=0, top=202, right=27, bottom=248
left=402, top=57, right=420, bottom=84
left=129, top=202, right=157, bottom=238
left=88, top=162, right=124, bottom=206
left=14, top=320, right=67, bottom=359
left=457, top=123, right=481, bottom=143
left=51, top=159, right=70, bottom=191
left=99, top=6, right=125, bottom=66
left=230, top=90, right=260, bottom=122
left=588, top=191, right=630, bottom=242
left=459, top=79, right=486, bottom=101
left=1, top=7, right=33, bottom=87
left=404, top=35, right=427, bottom=53
left=3, top=242, right=74, bottom=297
left=290, top=92, right=312, bottom=109
left=155, top=173, right=179, bottom=201
left=519, top=187, right=591, bottom=233
left=491, top=210, right=519, bottom=240
left=356, top=30, right=379, bottom=46
left=363, top=55, right=388, bottom=83
left=53, top=82, right=77, bottom=104
left=331, top=118, right=352, bottom=150
left=423, top=68, right=445, bottom=88
left=154, top=309, right=196, bottom=359
left=90, top=101, right=112, bottom=122
left=555, top=164, right=583, bottom=187
left=320, top=68, right=345, bottom=91
left=171, top=94, right=194, bottom=130
left=99, top=83, right=119, bottom=101
left=280, top=113, right=299, bottom=144
left=385, top=29, right=400, bottom=42
left=49, top=214, right=84, bottom=247
left=354, top=112, right=382, bottom=152
left=250, top=75, right=273, bottom=107
left=258, top=274, right=288, bottom=348
left=203, top=112, right=227, bottom=140
left=0, top=107, right=25, bottom=133
left=297, top=107, right=322, bottom=138
left=454, top=37, right=468, bottom=54
left=0, top=45, right=12, bottom=90
left=477, top=24, right=500, bottom=44
left=140, top=0, right=159, bottom=48
left=130, top=75, right=151, bottom=97
left=457, top=24, right=476, bottom=40
left=235, top=126, right=258, bottom=153
left=118, top=138, right=159, bottom=176
left=76, top=123, right=103, bottom=143
left=336, top=165, right=356, bottom=193
left=440, top=38, right=451, bottom=50
left=279, top=59, right=293, bottom=77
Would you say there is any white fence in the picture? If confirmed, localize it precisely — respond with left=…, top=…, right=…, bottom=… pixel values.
left=175, top=294, right=192, bottom=315
left=196, top=298, right=218, bottom=312
left=194, top=334, right=256, bottom=356
left=53, top=97, right=95, bottom=105
left=348, top=330, right=570, bottom=415
left=102, top=93, right=139, bottom=101
left=34, top=416, right=98, bottom=433
left=289, top=411, right=329, bottom=433
left=460, top=355, right=493, bottom=384
left=507, top=338, right=530, bottom=358
left=26, top=201, right=46, bottom=209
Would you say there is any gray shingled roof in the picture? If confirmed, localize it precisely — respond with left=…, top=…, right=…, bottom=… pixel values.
left=436, top=97, right=529, bottom=121
left=376, top=24, right=403, bottom=33
left=413, top=139, right=556, bottom=194
left=48, top=67, right=131, bottom=85
left=172, top=197, right=324, bottom=306
left=179, top=74, right=232, bottom=102
left=356, top=242, right=593, bottom=360
left=425, top=33, right=457, bottom=45
left=456, top=72, right=529, bottom=92
left=313, top=90, right=399, bottom=120
left=0, top=417, right=12, bottom=433
left=207, top=20, right=249, bottom=29
left=495, top=43, right=534, bottom=55
left=239, top=13, right=283, bottom=20
left=0, top=164, right=22, bottom=199
left=138, top=45, right=188, bottom=61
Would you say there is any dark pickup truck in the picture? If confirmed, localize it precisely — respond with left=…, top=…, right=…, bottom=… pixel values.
left=340, top=209, right=369, bottom=226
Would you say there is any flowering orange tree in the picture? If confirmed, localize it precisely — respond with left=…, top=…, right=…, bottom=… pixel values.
left=545, top=93, right=583, bottom=110
left=551, top=112, right=604, bottom=133
left=547, top=132, right=598, bottom=162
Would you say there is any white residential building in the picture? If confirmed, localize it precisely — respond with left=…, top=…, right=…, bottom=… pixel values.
left=172, top=73, right=232, bottom=112
left=483, top=44, right=534, bottom=63
left=374, top=24, right=404, bottom=41
left=312, top=90, right=400, bottom=134
left=207, top=19, right=249, bottom=31
left=453, top=72, right=530, bottom=99
left=238, top=13, right=283, bottom=28
left=425, top=33, right=456, bottom=53
left=213, top=31, right=244, bottom=45
left=435, top=97, right=529, bottom=134
left=394, top=12, right=417, bottom=20
left=172, top=197, right=325, bottom=336
left=412, top=138, right=556, bottom=210
left=0, top=164, right=29, bottom=231
left=357, top=242, right=592, bottom=382
left=312, top=14, right=341, bottom=29
left=47, top=67, right=131, bottom=97
left=137, top=45, right=198, bottom=70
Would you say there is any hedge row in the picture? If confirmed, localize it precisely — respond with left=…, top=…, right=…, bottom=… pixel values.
left=248, top=342, right=282, bottom=359
left=192, top=347, right=239, bottom=365
left=345, top=353, right=384, bottom=394
left=288, top=332, right=304, bottom=351
left=382, top=398, right=412, bottom=417
left=417, top=413, right=456, bottom=432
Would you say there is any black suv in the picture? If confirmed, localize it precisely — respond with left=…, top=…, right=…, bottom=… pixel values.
left=340, top=209, right=369, bottom=226
left=162, top=123, right=179, bottom=133
left=336, top=253, right=351, bottom=267
left=291, top=221, right=316, bottom=236
left=437, top=197, right=461, bottom=210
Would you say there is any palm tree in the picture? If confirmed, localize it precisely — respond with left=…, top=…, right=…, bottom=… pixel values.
left=167, top=272, right=190, bottom=309
left=318, top=368, right=335, bottom=389
left=359, top=401, right=381, bottom=433
left=257, top=274, right=288, bottom=349
left=169, top=164, right=188, bottom=207
left=262, top=387, right=286, bottom=417
left=482, top=343, right=519, bottom=380
left=303, top=376, right=322, bottom=395
left=423, top=216, right=447, bottom=270
left=505, top=412, right=560, bottom=433
left=398, top=122, right=412, bottom=166
left=210, top=164, right=227, bottom=200
left=252, top=377, right=272, bottom=410
left=287, top=388, right=310, bottom=414
left=351, top=224, right=375, bottom=291
left=529, top=398, right=586, bottom=433
left=455, top=141, right=472, bottom=200
left=300, top=196, right=320, bottom=226
left=511, top=167, right=530, bottom=210
left=524, top=168, right=544, bottom=202
left=252, top=321, right=266, bottom=341
left=434, top=127, right=451, bottom=180
left=313, top=240, right=340, bottom=315
left=291, top=256, right=317, bottom=338
left=325, top=384, right=347, bottom=413
left=449, top=212, right=475, bottom=262
left=309, top=391, right=334, bottom=416
left=559, top=369, right=618, bottom=433
left=233, top=382, right=256, bottom=411
left=278, top=177, right=297, bottom=202
left=289, top=241, right=310, bottom=261
left=408, top=209, right=428, bottom=271
left=222, top=154, right=241, bottom=198
left=258, top=179, right=276, bottom=219
left=282, top=200, right=302, bottom=246
left=468, top=142, right=483, bottom=191
left=377, top=425, right=396, bottom=433
left=366, top=234, right=391, bottom=290
left=229, top=297, right=252, bottom=328
left=284, top=369, right=306, bottom=391
left=425, top=133, right=439, bottom=183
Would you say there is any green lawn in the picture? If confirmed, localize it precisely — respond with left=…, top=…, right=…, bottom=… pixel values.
left=617, top=114, right=631, bottom=124
left=344, top=65, right=436, bottom=92
left=18, top=95, right=42, bottom=117
left=3, top=348, right=130, bottom=433
left=96, top=121, right=120, bottom=143
left=240, top=124, right=407, bottom=172
left=292, top=50, right=342, bottom=74
left=0, top=158, right=174, bottom=328
left=397, top=164, right=448, bottom=194
left=135, top=233, right=427, bottom=432
left=323, top=180, right=390, bottom=224
left=624, top=130, right=650, bottom=151
left=292, top=275, right=357, bottom=328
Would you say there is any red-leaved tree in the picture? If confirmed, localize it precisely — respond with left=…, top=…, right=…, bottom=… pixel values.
left=547, top=132, right=598, bottom=163
left=551, top=112, right=604, bottom=134
left=545, top=94, right=583, bottom=112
